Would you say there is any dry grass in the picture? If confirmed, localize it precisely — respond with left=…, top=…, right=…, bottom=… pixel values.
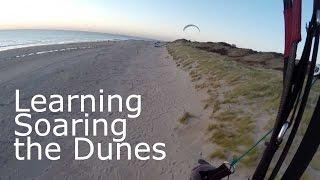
left=207, top=123, right=217, bottom=131
left=209, top=149, right=227, bottom=159
left=178, top=112, right=193, bottom=124
left=203, top=97, right=220, bottom=113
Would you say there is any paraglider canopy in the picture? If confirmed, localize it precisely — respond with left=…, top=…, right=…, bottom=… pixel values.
left=183, top=24, right=200, bottom=32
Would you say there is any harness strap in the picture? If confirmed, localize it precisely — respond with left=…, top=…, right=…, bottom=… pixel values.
left=284, top=0, right=302, bottom=58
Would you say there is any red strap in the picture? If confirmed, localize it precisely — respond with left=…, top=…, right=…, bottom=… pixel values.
left=283, top=0, right=301, bottom=58
left=292, top=0, right=301, bottom=42
left=284, top=9, right=292, bottom=58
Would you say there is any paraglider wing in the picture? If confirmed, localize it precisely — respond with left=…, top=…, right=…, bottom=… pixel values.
left=183, top=24, right=200, bottom=32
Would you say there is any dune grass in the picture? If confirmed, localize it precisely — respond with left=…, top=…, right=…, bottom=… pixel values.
left=167, top=42, right=275, bottom=166
left=167, top=41, right=319, bottom=169
left=209, top=149, right=227, bottom=159
left=178, top=112, right=193, bottom=124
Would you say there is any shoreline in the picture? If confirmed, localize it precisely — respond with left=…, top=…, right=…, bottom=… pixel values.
left=0, top=29, right=153, bottom=52
left=0, top=40, right=113, bottom=52
left=0, top=40, right=123, bottom=60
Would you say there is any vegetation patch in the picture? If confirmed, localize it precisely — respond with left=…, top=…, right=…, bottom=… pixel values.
left=178, top=112, right=193, bottom=124
left=167, top=40, right=319, bottom=169
left=209, top=149, right=227, bottom=159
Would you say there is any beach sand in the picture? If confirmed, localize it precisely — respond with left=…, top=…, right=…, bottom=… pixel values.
left=0, top=40, right=212, bottom=180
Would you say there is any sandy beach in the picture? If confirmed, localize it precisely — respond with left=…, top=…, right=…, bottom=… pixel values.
left=0, top=40, right=213, bottom=180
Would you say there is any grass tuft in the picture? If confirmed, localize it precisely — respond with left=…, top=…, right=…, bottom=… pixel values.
left=178, top=112, right=193, bottom=124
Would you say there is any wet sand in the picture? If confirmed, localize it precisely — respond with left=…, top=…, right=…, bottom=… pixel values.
left=0, top=40, right=211, bottom=180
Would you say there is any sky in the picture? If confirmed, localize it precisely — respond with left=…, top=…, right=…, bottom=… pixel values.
left=0, top=0, right=315, bottom=54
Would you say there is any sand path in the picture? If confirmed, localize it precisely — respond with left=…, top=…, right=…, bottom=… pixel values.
left=0, top=40, right=209, bottom=180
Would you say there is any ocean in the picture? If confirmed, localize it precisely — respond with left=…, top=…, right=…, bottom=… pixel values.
left=0, top=29, right=144, bottom=51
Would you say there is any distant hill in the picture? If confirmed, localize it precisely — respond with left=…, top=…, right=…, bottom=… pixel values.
left=172, top=39, right=284, bottom=71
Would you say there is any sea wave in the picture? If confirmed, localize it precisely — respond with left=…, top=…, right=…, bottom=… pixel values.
left=0, top=29, right=143, bottom=51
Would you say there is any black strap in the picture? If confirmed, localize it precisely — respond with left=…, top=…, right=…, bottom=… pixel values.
left=283, top=58, right=288, bottom=81
left=200, top=164, right=232, bottom=180
left=282, top=95, right=320, bottom=179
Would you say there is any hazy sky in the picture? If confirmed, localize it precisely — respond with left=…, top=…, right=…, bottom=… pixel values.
left=0, top=0, right=315, bottom=53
